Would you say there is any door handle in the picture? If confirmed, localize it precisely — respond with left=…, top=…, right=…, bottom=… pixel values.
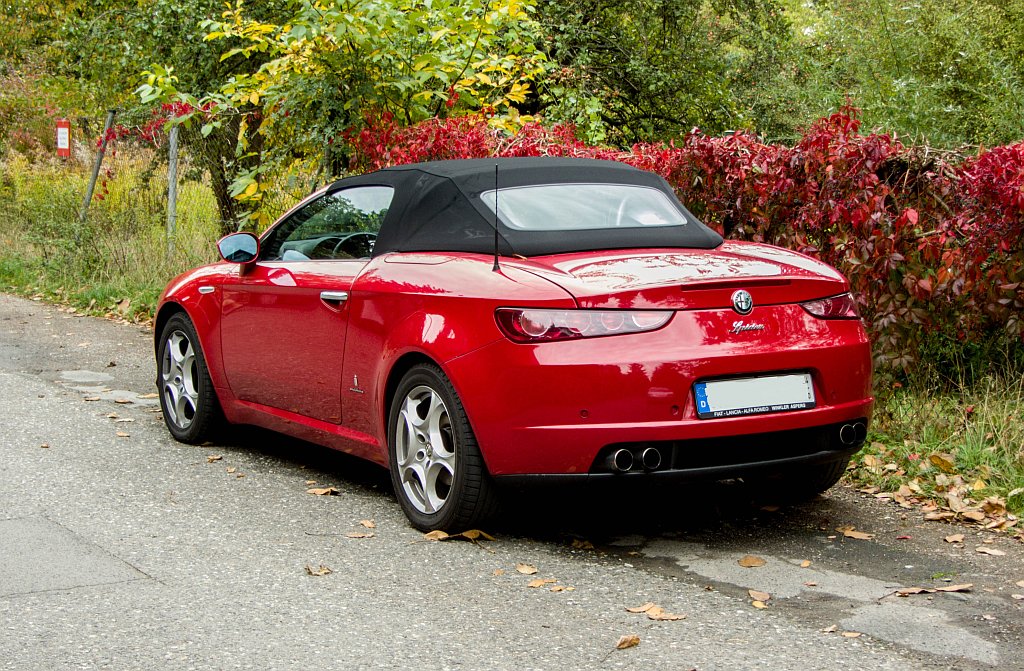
left=320, top=291, right=349, bottom=304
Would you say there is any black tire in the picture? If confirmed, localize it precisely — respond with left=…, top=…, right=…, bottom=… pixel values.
left=749, top=458, right=850, bottom=503
left=387, top=363, right=499, bottom=531
left=157, top=312, right=224, bottom=444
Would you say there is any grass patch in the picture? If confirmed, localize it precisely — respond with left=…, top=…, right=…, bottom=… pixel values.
left=852, top=377, right=1024, bottom=521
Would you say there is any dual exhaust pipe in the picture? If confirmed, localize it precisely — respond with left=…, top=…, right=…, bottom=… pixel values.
left=839, top=421, right=867, bottom=446
left=607, top=447, right=662, bottom=473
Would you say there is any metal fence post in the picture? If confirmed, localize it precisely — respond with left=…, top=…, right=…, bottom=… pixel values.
left=79, top=109, right=116, bottom=226
left=167, top=124, right=180, bottom=259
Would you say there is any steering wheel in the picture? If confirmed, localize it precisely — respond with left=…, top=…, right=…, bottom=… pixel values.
left=310, top=236, right=343, bottom=259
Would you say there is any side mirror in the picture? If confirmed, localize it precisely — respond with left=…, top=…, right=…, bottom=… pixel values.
left=217, top=232, right=259, bottom=264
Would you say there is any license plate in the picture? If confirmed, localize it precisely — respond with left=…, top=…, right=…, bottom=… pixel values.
left=694, top=373, right=815, bottom=419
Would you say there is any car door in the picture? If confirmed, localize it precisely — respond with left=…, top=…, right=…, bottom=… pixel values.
left=219, top=185, right=394, bottom=423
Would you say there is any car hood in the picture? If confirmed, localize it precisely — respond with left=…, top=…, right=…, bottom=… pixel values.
left=507, top=241, right=849, bottom=310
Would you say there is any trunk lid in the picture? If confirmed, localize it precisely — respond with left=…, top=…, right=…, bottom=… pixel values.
left=507, top=241, right=849, bottom=310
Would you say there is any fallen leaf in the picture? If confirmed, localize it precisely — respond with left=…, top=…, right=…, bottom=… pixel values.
left=306, top=487, right=339, bottom=496
left=345, top=532, right=374, bottom=539
left=625, top=602, right=657, bottom=614
left=516, top=563, right=539, bottom=575
left=114, top=398, right=132, bottom=405
left=207, top=455, right=222, bottom=463
left=837, top=526, right=875, bottom=540
left=114, top=418, right=134, bottom=423
left=976, top=546, right=1006, bottom=556
left=925, top=511, right=956, bottom=521
left=962, top=511, right=986, bottom=522
left=106, top=413, right=118, bottom=419
left=896, top=587, right=930, bottom=596
left=116, top=432, right=129, bottom=438
left=896, top=535, right=912, bottom=540
left=527, top=578, right=557, bottom=588
left=822, top=625, right=838, bottom=633
left=1017, top=580, right=1024, bottom=588
left=738, top=555, right=766, bottom=568
left=800, top=560, right=812, bottom=568
left=39, top=443, right=50, bottom=449
left=929, top=453, right=957, bottom=473
left=304, top=564, right=332, bottom=576
left=751, top=600, right=768, bottom=609
left=615, top=634, right=640, bottom=650
left=748, top=590, right=771, bottom=602
left=84, top=396, right=101, bottom=402
left=1011, top=594, right=1024, bottom=601
left=841, top=631, right=863, bottom=638
left=804, top=581, right=818, bottom=587
left=138, top=392, right=158, bottom=399
left=236, top=473, right=245, bottom=478
left=360, top=519, right=376, bottom=529
left=550, top=585, right=566, bottom=592
left=492, top=569, right=505, bottom=576
left=226, top=467, right=236, bottom=474
left=647, top=608, right=685, bottom=621
left=422, top=529, right=496, bottom=543
left=304, top=480, right=316, bottom=486
left=935, top=584, right=973, bottom=593
left=571, top=539, right=595, bottom=550
left=945, top=534, right=965, bottom=543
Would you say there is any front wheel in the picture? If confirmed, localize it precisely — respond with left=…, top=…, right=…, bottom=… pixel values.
left=157, top=312, right=223, bottom=444
left=387, top=364, right=498, bottom=531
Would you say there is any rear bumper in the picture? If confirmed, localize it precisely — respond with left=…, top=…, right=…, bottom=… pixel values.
left=445, top=305, right=873, bottom=476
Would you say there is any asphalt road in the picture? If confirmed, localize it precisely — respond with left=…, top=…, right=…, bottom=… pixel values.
left=1, top=292, right=1022, bottom=670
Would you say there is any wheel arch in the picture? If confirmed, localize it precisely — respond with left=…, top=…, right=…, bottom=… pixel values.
left=381, top=351, right=494, bottom=472
left=154, top=301, right=187, bottom=356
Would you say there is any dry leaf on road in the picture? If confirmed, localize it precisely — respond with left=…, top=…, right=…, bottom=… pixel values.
left=39, top=443, right=49, bottom=449
left=945, top=534, right=965, bottom=543
left=360, top=520, right=376, bottom=529
left=345, top=532, right=374, bottom=539
left=625, top=602, right=657, bottom=613
left=527, top=578, right=557, bottom=588
left=748, top=590, right=771, bottom=602
left=307, top=487, right=340, bottom=496
left=492, top=569, right=505, bottom=576
left=841, top=631, right=863, bottom=638
left=752, top=600, right=768, bottom=609
left=304, top=564, right=332, bottom=576
left=422, top=529, right=495, bottom=543
left=837, top=525, right=874, bottom=540
left=115, top=432, right=129, bottom=438
left=976, top=546, right=1006, bottom=556
left=206, top=455, right=222, bottom=463
left=738, top=555, right=766, bottom=568
left=799, top=560, right=812, bottom=568
left=515, top=563, right=538, bottom=575
left=615, top=634, right=640, bottom=650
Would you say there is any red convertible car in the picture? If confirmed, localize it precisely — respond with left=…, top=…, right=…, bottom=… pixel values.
left=156, top=157, right=872, bottom=530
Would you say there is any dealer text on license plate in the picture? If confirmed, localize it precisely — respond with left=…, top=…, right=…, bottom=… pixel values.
left=693, top=373, right=815, bottom=419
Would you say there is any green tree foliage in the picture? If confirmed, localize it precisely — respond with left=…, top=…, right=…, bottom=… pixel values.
left=535, top=0, right=792, bottom=143
left=751, top=0, right=1024, bottom=146
left=140, top=0, right=549, bottom=228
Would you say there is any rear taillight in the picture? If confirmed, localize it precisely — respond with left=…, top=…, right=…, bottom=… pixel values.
left=495, top=308, right=672, bottom=343
left=801, top=293, right=860, bottom=319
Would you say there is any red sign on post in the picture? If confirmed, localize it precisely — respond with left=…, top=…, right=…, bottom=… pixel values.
left=56, top=119, right=71, bottom=158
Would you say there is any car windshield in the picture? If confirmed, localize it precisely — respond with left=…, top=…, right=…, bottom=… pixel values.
left=480, top=183, right=687, bottom=231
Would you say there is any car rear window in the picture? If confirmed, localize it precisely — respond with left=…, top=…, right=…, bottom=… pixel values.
left=480, top=183, right=687, bottom=231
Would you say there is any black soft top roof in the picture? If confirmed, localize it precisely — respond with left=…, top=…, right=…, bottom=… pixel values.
left=330, top=157, right=722, bottom=257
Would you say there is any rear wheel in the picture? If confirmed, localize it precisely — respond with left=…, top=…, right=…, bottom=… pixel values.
left=387, top=364, right=498, bottom=531
left=158, top=313, right=223, bottom=444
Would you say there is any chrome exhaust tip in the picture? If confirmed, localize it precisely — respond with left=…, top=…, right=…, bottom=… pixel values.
left=607, top=448, right=634, bottom=473
left=639, top=447, right=662, bottom=471
left=839, top=423, right=858, bottom=446
left=854, top=421, right=867, bottom=444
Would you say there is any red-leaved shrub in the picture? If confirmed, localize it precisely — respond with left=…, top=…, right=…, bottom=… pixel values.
left=345, top=109, right=1024, bottom=374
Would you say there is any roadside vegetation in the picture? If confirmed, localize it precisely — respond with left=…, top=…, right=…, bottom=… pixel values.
left=0, top=0, right=1020, bottom=528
